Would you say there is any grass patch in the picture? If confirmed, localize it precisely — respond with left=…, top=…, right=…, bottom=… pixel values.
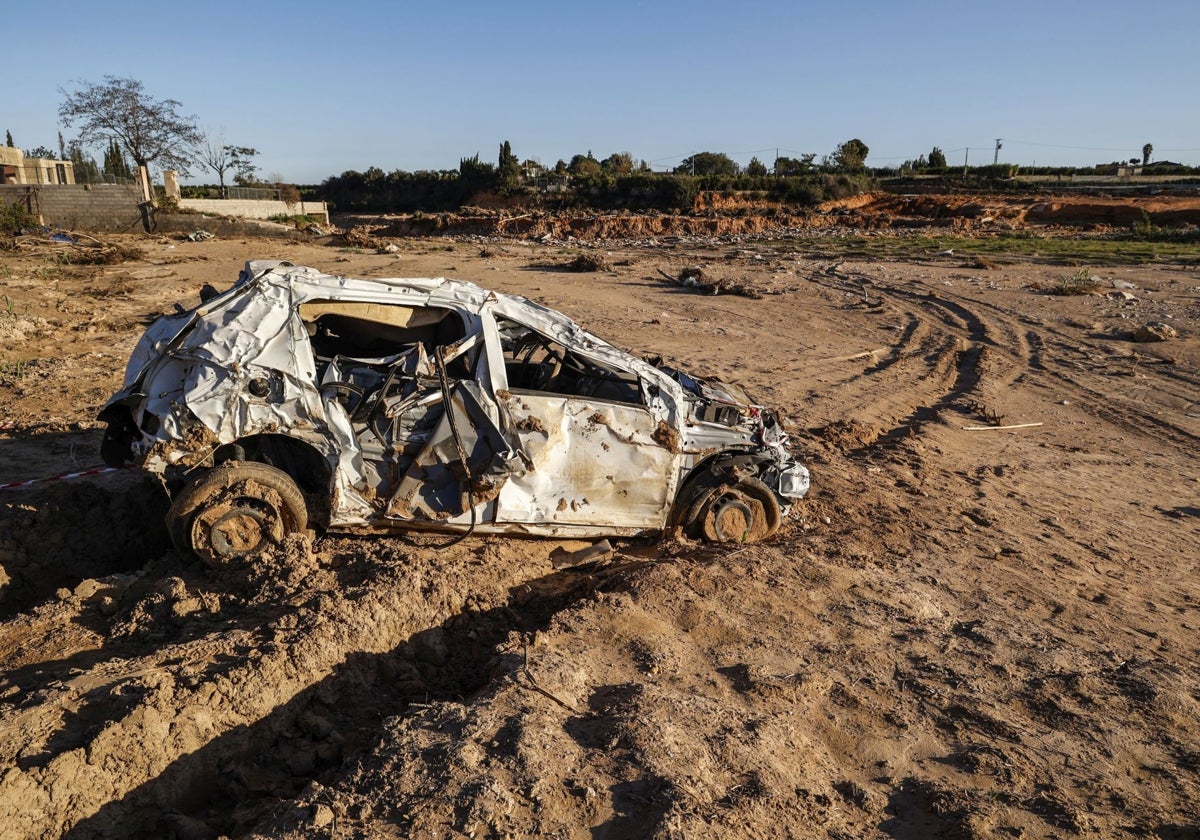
left=1128, top=213, right=1200, bottom=244
left=267, top=213, right=322, bottom=226
left=54, top=244, right=145, bottom=265
left=0, top=358, right=29, bottom=382
left=1038, top=268, right=1106, bottom=296
left=770, top=232, right=1200, bottom=266
left=564, top=253, right=613, bottom=272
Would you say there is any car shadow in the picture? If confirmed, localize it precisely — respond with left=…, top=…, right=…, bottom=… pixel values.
left=59, top=558, right=639, bottom=838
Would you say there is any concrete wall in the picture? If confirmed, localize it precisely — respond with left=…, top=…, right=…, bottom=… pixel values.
left=178, top=198, right=329, bottom=224
left=154, top=213, right=310, bottom=240
left=0, top=184, right=146, bottom=232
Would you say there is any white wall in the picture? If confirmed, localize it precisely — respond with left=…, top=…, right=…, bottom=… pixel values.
left=179, top=198, right=329, bottom=223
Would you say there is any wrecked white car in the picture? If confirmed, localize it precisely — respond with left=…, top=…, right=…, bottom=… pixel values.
left=100, top=261, right=809, bottom=565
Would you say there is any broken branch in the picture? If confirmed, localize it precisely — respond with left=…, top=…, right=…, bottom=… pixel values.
left=961, top=422, right=1044, bottom=431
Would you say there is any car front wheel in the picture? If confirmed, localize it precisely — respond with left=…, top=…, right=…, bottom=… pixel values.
left=165, top=461, right=308, bottom=567
left=676, top=474, right=782, bottom=543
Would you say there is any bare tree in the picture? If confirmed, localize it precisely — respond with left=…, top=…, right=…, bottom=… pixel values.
left=200, top=129, right=233, bottom=197
left=58, top=76, right=201, bottom=175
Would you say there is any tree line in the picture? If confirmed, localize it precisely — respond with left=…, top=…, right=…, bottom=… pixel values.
left=319, top=139, right=877, bottom=213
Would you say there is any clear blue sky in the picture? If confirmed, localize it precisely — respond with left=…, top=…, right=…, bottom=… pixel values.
left=5, top=0, right=1197, bottom=183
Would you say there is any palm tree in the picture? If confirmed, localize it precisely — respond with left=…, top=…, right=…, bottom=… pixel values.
left=1142, top=143, right=1153, bottom=166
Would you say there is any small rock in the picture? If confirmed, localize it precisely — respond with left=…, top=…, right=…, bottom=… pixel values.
left=300, top=712, right=334, bottom=739
left=156, top=577, right=189, bottom=599
left=73, top=579, right=103, bottom=600
left=834, top=780, right=870, bottom=808
left=98, top=595, right=119, bottom=616
left=1132, top=322, right=1178, bottom=342
left=170, top=598, right=204, bottom=619
left=56, top=588, right=72, bottom=601
left=311, top=804, right=334, bottom=828
left=1112, top=278, right=1137, bottom=289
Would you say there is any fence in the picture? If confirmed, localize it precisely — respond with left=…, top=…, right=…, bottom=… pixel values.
left=226, top=186, right=281, bottom=201
left=72, top=173, right=137, bottom=186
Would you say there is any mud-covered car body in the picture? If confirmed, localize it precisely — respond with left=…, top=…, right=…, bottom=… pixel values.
left=100, top=261, right=808, bottom=551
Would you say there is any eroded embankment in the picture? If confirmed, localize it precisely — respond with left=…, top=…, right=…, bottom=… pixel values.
left=334, top=191, right=1200, bottom=242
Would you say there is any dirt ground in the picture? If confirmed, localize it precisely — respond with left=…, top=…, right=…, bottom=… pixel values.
left=1, top=197, right=1199, bottom=839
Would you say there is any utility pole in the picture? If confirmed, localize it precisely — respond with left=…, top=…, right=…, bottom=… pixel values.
left=994, top=138, right=1003, bottom=165
left=963, top=148, right=969, bottom=179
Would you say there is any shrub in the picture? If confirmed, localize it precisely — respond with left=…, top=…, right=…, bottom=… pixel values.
left=0, top=200, right=37, bottom=235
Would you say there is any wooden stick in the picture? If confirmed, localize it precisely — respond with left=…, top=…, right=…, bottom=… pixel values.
left=825, top=348, right=888, bottom=363
left=961, top=422, right=1044, bottom=431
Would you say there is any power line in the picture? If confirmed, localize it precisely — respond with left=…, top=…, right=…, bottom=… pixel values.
left=1006, top=138, right=1146, bottom=153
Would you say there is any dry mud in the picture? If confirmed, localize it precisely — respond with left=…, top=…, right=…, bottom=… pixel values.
left=0, top=214, right=1198, bottom=839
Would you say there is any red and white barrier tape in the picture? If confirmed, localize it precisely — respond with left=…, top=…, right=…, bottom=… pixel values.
left=0, top=465, right=122, bottom=491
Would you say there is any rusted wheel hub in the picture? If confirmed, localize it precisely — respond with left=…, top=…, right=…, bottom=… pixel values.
left=679, top=473, right=783, bottom=544
left=702, top=495, right=758, bottom=542
left=188, top=494, right=286, bottom=567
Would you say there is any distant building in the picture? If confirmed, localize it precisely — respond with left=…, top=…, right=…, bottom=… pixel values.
left=0, top=146, right=75, bottom=185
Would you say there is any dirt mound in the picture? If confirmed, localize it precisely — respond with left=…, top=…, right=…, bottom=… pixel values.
left=850, top=192, right=1200, bottom=230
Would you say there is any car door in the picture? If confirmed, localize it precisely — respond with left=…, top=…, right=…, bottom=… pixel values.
left=489, top=315, right=680, bottom=532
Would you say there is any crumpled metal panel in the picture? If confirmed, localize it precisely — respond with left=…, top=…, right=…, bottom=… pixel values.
left=497, top=393, right=677, bottom=528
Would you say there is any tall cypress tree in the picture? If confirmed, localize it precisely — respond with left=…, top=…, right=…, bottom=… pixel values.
left=104, top=140, right=131, bottom=178
left=498, top=140, right=520, bottom=194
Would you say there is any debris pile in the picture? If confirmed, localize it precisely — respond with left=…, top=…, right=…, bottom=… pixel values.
left=4, top=230, right=144, bottom=264
left=564, top=253, right=613, bottom=272
left=657, top=266, right=764, bottom=299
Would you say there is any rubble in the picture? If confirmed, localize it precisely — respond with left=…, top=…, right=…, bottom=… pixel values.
left=564, top=253, right=613, bottom=272
left=1132, top=322, right=1178, bottom=342
left=657, top=266, right=764, bottom=299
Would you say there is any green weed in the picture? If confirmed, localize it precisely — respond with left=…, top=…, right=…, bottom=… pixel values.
left=0, top=358, right=28, bottom=381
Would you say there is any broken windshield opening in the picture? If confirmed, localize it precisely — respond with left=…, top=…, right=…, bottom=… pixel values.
left=495, top=316, right=643, bottom=406
left=300, top=301, right=467, bottom=363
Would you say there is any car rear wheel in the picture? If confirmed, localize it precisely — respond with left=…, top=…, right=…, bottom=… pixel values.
left=166, top=461, right=308, bottom=567
left=676, top=474, right=782, bottom=543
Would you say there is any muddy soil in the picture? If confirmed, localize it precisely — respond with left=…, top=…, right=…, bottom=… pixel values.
left=0, top=208, right=1198, bottom=838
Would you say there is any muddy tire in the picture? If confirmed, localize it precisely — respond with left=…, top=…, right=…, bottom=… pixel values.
left=676, top=474, right=782, bottom=544
left=166, top=461, right=308, bottom=568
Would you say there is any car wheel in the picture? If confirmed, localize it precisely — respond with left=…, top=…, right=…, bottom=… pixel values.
left=677, top=475, right=782, bottom=544
left=165, top=461, right=308, bottom=567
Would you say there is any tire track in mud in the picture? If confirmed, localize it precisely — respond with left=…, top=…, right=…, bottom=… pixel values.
left=805, top=272, right=1037, bottom=445
left=920, top=287, right=1199, bottom=450
left=1020, top=322, right=1200, bottom=451
left=812, top=270, right=1198, bottom=453
left=0, top=535, right=601, bottom=839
